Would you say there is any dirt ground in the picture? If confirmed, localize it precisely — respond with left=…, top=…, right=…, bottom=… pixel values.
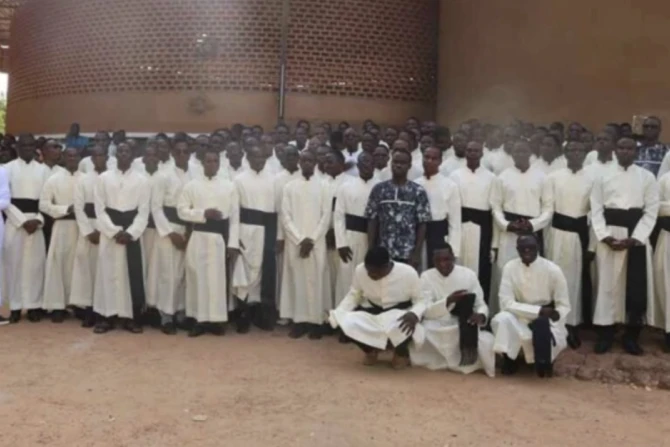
left=2, top=320, right=670, bottom=447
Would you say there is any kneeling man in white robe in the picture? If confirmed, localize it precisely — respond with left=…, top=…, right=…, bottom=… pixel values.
left=329, top=246, right=427, bottom=370
left=411, top=244, right=495, bottom=377
left=492, top=235, right=571, bottom=378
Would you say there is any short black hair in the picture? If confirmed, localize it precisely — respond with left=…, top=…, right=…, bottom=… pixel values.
left=364, top=246, right=390, bottom=268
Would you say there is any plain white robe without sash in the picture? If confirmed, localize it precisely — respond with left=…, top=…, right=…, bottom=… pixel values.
left=545, top=168, right=593, bottom=326
left=3, top=158, right=48, bottom=311
left=0, top=167, right=10, bottom=307
left=654, top=173, right=670, bottom=332
left=411, top=266, right=495, bottom=377
left=232, top=167, right=277, bottom=306
left=93, top=168, right=151, bottom=319
left=415, top=174, right=462, bottom=270
left=141, top=169, right=164, bottom=294
left=178, top=174, right=240, bottom=323
left=333, top=176, right=378, bottom=306
left=39, top=170, right=81, bottom=311
left=323, top=173, right=350, bottom=308
left=329, top=263, right=427, bottom=350
left=274, top=168, right=301, bottom=308
left=146, top=167, right=192, bottom=316
left=490, top=166, right=553, bottom=314
left=69, top=170, right=102, bottom=309
left=280, top=175, right=331, bottom=325
left=591, top=164, right=661, bottom=327
left=492, top=257, right=571, bottom=364
left=449, top=166, right=495, bottom=276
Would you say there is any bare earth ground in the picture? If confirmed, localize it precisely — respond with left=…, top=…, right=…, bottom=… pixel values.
left=2, top=319, right=670, bottom=447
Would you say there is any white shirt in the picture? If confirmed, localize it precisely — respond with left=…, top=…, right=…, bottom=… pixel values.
left=449, top=166, right=495, bottom=211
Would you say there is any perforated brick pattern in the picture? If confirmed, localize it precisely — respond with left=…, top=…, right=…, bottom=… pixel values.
left=8, top=0, right=437, bottom=105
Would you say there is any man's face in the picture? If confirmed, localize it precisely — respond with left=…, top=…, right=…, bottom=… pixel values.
left=420, top=120, right=436, bottom=136
left=385, top=127, right=398, bottom=145
left=517, top=237, right=539, bottom=265
left=580, top=132, right=594, bottom=151
left=512, top=142, right=532, bottom=168
left=620, top=124, right=633, bottom=138
left=43, top=143, right=62, bottom=164
left=486, top=129, right=502, bottom=148
left=91, top=146, right=108, bottom=171
left=422, top=147, right=441, bottom=174
left=419, top=135, right=435, bottom=152
left=195, top=136, right=210, bottom=158
left=540, top=136, right=558, bottom=159
left=344, top=129, right=358, bottom=148
left=503, top=127, right=520, bottom=148
left=299, top=151, right=316, bottom=176
left=595, top=132, right=614, bottom=156
left=18, top=138, right=36, bottom=161
left=94, top=132, right=110, bottom=149
left=316, top=146, right=330, bottom=168
left=391, top=151, right=411, bottom=177
left=373, top=146, right=390, bottom=169
left=366, top=264, right=389, bottom=281
left=616, top=138, right=637, bottom=167
left=643, top=118, right=661, bottom=141
left=252, top=126, right=263, bottom=140
left=260, top=135, right=274, bottom=157
left=172, top=142, right=190, bottom=167
left=70, top=123, right=80, bottom=135
left=204, top=152, right=221, bottom=177
left=226, top=143, right=244, bottom=165
left=564, top=142, right=586, bottom=168
left=116, top=143, right=133, bottom=166
left=568, top=123, right=583, bottom=141
left=453, top=133, right=467, bottom=154
left=283, top=147, right=300, bottom=170
left=434, top=250, right=455, bottom=277
left=314, top=127, right=327, bottom=144
left=275, top=126, right=290, bottom=144
left=211, top=136, right=225, bottom=152
left=324, top=153, right=342, bottom=177
left=247, top=147, right=267, bottom=172
left=357, top=153, right=374, bottom=178
left=361, top=133, right=375, bottom=152
left=143, top=146, right=159, bottom=171
left=157, top=138, right=171, bottom=161
left=63, top=148, right=81, bottom=172
left=465, top=141, right=483, bottom=164
left=406, top=117, right=419, bottom=131
left=295, top=128, right=308, bottom=145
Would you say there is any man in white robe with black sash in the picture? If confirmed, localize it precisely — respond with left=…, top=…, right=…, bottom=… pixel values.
left=329, top=246, right=427, bottom=370
left=591, top=137, right=660, bottom=355
left=654, top=169, right=670, bottom=351
left=450, top=141, right=495, bottom=304
left=39, top=147, right=82, bottom=323
left=69, top=145, right=107, bottom=327
left=545, top=141, right=594, bottom=349
left=492, top=235, right=571, bottom=378
left=411, top=244, right=494, bottom=377
left=232, top=146, right=279, bottom=333
left=92, top=142, right=151, bottom=334
left=490, top=140, right=553, bottom=314
left=178, top=148, right=240, bottom=337
left=40, top=140, right=67, bottom=253
left=4, top=133, right=49, bottom=323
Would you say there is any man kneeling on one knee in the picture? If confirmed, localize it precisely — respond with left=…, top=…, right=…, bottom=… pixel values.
left=492, top=234, right=571, bottom=378
left=329, top=246, right=426, bottom=369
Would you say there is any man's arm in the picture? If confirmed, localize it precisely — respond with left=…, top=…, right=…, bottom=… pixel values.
left=551, top=265, right=571, bottom=322
left=364, top=185, right=380, bottom=247
left=589, top=176, right=611, bottom=242
left=632, top=173, right=660, bottom=243
left=490, top=175, right=511, bottom=231
left=528, top=174, right=554, bottom=231
left=498, top=263, right=543, bottom=320
left=446, top=181, right=462, bottom=257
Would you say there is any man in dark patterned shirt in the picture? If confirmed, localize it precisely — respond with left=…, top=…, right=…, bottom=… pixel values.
left=365, top=149, right=432, bottom=269
left=636, top=116, right=668, bottom=176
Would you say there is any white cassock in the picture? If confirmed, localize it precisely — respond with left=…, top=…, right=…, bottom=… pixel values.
left=323, top=173, right=350, bottom=308
left=279, top=175, right=331, bottom=325
left=492, top=257, right=571, bottom=363
left=481, top=146, right=502, bottom=172
left=3, top=158, right=48, bottom=311
left=178, top=174, right=240, bottom=323
left=415, top=174, right=461, bottom=271
left=488, top=150, right=537, bottom=176
left=449, top=166, right=495, bottom=297
left=69, top=170, right=102, bottom=309
left=232, top=167, right=278, bottom=308
left=333, top=176, right=378, bottom=305
left=439, top=156, right=466, bottom=177
left=227, top=164, right=246, bottom=180
left=189, top=155, right=232, bottom=180
left=411, top=149, right=423, bottom=170
left=265, top=152, right=283, bottom=174
left=329, top=262, right=427, bottom=350
left=490, top=166, right=553, bottom=314
left=274, top=168, right=301, bottom=308
left=544, top=168, right=594, bottom=326
left=158, top=157, right=175, bottom=173
left=412, top=266, right=494, bottom=376
left=79, top=155, right=116, bottom=174
left=0, top=167, right=10, bottom=306
left=654, top=172, right=670, bottom=332
left=342, top=148, right=363, bottom=176
left=532, top=156, right=567, bottom=175
left=140, top=169, right=165, bottom=299
left=585, top=151, right=617, bottom=167
left=93, top=168, right=151, bottom=319
left=591, top=164, right=661, bottom=327
left=145, top=167, right=192, bottom=317
left=39, top=170, right=81, bottom=311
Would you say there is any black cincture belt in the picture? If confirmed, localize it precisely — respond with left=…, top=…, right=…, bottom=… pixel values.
left=461, top=207, right=493, bottom=304
left=240, top=207, right=278, bottom=302
left=345, top=214, right=368, bottom=233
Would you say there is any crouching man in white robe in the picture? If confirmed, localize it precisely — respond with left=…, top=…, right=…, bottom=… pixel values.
left=39, top=147, right=82, bottom=323
left=329, top=246, right=427, bottom=370
left=411, top=244, right=495, bottom=377
left=69, top=145, right=107, bottom=327
left=492, top=235, right=571, bottom=378
left=178, top=148, right=240, bottom=337
left=92, top=142, right=151, bottom=334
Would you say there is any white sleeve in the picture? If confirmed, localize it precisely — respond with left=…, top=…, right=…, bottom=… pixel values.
left=499, top=263, right=542, bottom=320
left=632, top=174, right=660, bottom=243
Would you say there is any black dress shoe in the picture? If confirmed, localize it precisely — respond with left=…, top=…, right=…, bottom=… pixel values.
left=288, top=323, right=309, bottom=339
left=622, top=336, right=644, bottom=356
left=500, top=355, right=519, bottom=376
left=188, top=324, right=207, bottom=338
left=9, top=310, right=21, bottom=323
left=51, top=310, right=66, bottom=323
left=664, top=333, right=670, bottom=354
left=81, top=309, right=96, bottom=328
left=123, top=320, right=144, bottom=334
left=161, top=322, right=177, bottom=335
left=27, top=309, right=42, bottom=322
left=338, top=331, right=351, bottom=344
left=94, top=319, right=113, bottom=334
left=236, top=313, right=251, bottom=334
left=308, top=324, right=323, bottom=340
left=210, top=323, right=226, bottom=336
left=566, top=327, right=582, bottom=350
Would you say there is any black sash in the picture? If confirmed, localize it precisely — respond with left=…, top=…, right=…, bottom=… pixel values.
left=603, top=207, right=646, bottom=324
left=163, top=206, right=188, bottom=226
left=84, top=203, right=96, bottom=219
left=147, top=214, right=156, bottom=229
left=651, top=216, right=670, bottom=249
left=461, top=207, right=493, bottom=304
left=503, top=211, right=544, bottom=255
left=193, top=218, right=229, bottom=239
left=345, top=214, right=368, bottom=234
left=11, top=198, right=49, bottom=248
left=55, top=213, right=76, bottom=221
left=106, top=207, right=145, bottom=320
left=240, top=207, right=277, bottom=303
left=529, top=315, right=556, bottom=371
left=425, top=219, right=449, bottom=269
left=450, top=293, right=479, bottom=366
left=362, top=299, right=412, bottom=316
left=551, top=212, right=593, bottom=325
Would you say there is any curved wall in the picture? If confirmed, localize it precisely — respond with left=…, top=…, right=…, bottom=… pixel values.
left=7, top=0, right=438, bottom=133
left=437, top=0, right=670, bottom=129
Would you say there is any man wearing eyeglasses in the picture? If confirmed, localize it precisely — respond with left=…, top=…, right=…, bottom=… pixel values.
left=637, top=116, right=668, bottom=177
